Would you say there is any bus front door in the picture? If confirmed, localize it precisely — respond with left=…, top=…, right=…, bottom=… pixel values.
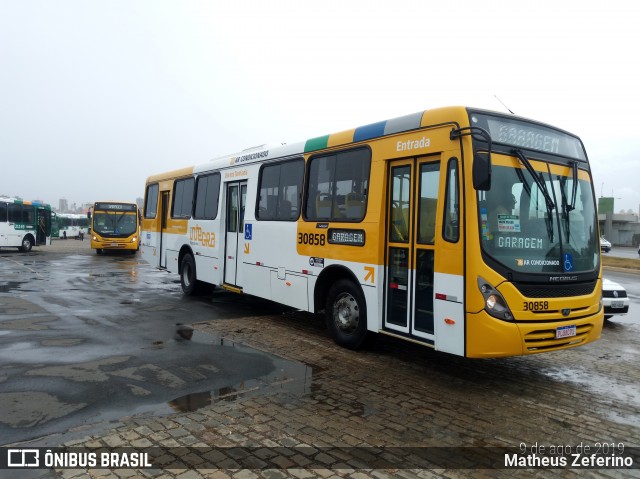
left=384, top=157, right=441, bottom=344
left=160, top=191, right=169, bottom=269
left=224, top=181, right=247, bottom=288
left=36, top=208, right=50, bottom=245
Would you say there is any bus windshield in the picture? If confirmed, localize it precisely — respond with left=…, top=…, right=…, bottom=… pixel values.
left=479, top=156, right=599, bottom=274
left=93, top=211, right=138, bottom=237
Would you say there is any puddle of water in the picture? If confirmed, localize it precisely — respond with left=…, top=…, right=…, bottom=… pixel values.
left=541, top=365, right=640, bottom=428
left=0, top=281, right=27, bottom=293
left=165, top=329, right=312, bottom=413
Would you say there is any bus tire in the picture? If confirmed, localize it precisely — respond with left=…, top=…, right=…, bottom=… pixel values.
left=19, top=235, right=33, bottom=252
left=96, top=249, right=103, bottom=255
left=180, top=254, right=199, bottom=296
left=325, top=279, right=368, bottom=350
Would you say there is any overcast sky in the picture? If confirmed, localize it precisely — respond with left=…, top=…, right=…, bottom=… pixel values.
left=2, top=0, right=639, bottom=213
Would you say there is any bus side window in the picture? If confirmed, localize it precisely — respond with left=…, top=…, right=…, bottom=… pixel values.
left=345, top=192, right=365, bottom=218
left=257, top=159, right=303, bottom=221
left=8, top=204, right=21, bottom=223
left=418, top=198, right=437, bottom=244
left=0, top=202, right=6, bottom=222
left=316, top=193, right=332, bottom=219
left=144, top=184, right=159, bottom=219
left=305, top=148, right=370, bottom=222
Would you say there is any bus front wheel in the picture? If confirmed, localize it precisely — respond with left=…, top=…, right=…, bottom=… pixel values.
left=325, top=279, right=369, bottom=350
left=180, top=254, right=199, bottom=296
left=19, top=235, right=33, bottom=252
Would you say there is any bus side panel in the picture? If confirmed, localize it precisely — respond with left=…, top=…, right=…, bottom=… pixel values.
left=433, top=272, right=465, bottom=355
left=194, top=254, right=221, bottom=286
left=140, top=227, right=160, bottom=266
left=270, top=271, right=308, bottom=310
left=165, top=246, right=180, bottom=274
left=242, top=264, right=272, bottom=299
left=189, top=218, right=222, bottom=286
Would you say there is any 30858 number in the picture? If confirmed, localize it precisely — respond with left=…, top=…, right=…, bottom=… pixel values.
left=298, top=233, right=326, bottom=246
left=523, top=301, right=549, bottom=311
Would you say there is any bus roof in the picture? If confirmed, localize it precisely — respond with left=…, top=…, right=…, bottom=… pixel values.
left=193, top=106, right=471, bottom=175
left=0, top=197, right=51, bottom=208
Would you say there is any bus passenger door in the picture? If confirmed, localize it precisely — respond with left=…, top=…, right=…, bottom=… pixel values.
left=36, top=207, right=50, bottom=245
left=385, top=160, right=414, bottom=335
left=160, top=191, right=169, bottom=269
left=224, top=181, right=247, bottom=287
left=384, top=156, right=442, bottom=345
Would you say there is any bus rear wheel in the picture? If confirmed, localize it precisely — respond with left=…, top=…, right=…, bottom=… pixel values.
left=180, top=254, right=199, bottom=296
left=19, top=235, right=33, bottom=252
left=325, top=279, right=369, bottom=349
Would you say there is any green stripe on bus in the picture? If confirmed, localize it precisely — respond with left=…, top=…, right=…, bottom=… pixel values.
left=304, top=135, right=329, bottom=152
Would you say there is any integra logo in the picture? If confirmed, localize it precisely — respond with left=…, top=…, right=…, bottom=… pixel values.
left=549, top=275, right=578, bottom=282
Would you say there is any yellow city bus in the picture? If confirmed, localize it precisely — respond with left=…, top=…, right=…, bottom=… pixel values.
left=89, top=201, right=140, bottom=254
left=141, top=106, right=603, bottom=358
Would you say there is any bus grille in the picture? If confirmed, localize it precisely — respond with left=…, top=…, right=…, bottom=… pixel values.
left=514, top=280, right=597, bottom=298
left=524, top=324, right=593, bottom=352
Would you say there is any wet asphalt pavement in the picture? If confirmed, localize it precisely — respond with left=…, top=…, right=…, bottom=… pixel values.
left=0, top=241, right=305, bottom=447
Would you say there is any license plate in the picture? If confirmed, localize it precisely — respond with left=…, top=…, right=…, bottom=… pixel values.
left=611, top=301, right=624, bottom=309
left=556, top=325, right=577, bottom=339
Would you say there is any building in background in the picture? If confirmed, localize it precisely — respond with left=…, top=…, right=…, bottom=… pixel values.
left=598, top=197, right=640, bottom=246
left=59, top=198, right=68, bottom=213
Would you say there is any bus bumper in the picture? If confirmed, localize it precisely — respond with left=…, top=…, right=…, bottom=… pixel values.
left=91, top=235, right=139, bottom=251
left=466, top=310, right=604, bottom=358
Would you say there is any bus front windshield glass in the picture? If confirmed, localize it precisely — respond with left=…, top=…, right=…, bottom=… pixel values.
left=479, top=158, right=598, bottom=274
left=93, top=211, right=138, bottom=237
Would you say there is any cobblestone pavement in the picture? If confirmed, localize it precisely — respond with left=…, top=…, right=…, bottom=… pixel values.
left=49, top=308, right=640, bottom=479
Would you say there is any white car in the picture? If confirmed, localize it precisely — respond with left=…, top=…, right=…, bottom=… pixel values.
left=600, top=236, right=612, bottom=253
left=602, top=278, right=629, bottom=319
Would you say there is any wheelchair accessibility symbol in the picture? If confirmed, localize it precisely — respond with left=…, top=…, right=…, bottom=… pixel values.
left=244, top=224, right=252, bottom=240
left=563, top=253, right=574, bottom=272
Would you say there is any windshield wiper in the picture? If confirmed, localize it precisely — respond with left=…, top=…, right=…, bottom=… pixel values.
left=569, top=160, right=578, bottom=212
left=559, top=176, right=571, bottom=242
left=512, top=149, right=555, bottom=242
left=558, top=161, right=579, bottom=242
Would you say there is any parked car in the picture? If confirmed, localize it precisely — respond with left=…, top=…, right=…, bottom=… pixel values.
left=602, top=278, right=629, bottom=320
left=600, top=236, right=612, bottom=253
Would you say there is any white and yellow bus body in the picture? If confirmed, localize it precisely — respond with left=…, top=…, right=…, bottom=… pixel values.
left=141, top=106, right=603, bottom=358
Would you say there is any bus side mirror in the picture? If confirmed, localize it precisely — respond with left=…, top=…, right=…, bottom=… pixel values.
left=473, top=151, right=491, bottom=191
left=87, top=212, right=91, bottom=219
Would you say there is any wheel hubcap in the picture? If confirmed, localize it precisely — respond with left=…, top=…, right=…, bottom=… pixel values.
left=333, top=293, right=359, bottom=333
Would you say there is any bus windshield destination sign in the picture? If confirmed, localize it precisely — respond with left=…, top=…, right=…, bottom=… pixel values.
left=471, top=114, right=587, bottom=161
left=95, top=203, right=138, bottom=212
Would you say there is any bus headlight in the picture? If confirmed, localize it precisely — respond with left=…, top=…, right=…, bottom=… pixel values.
left=131, top=237, right=137, bottom=243
left=478, top=276, right=513, bottom=321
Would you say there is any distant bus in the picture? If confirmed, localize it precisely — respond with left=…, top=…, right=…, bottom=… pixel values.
left=141, top=106, right=603, bottom=358
left=53, top=213, right=90, bottom=239
left=89, top=202, right=140, bottom=254
left=0, top=197, right=52, bottom=252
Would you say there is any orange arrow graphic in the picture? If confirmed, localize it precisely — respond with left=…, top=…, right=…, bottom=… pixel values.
left=364, top=266, right=375, bottom=283
left=244, top=243, right=250, bottom=254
